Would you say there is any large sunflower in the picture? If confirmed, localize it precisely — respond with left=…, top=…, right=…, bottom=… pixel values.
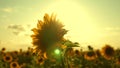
left=3, top=53, right=13, bottom=63
left=101, top=44, right=115, bottom=60
left=84, top=51, right=97, bottom=60
left=31, top=13, right=67, bottom=53
left=10, top=61, right=20, bottom=68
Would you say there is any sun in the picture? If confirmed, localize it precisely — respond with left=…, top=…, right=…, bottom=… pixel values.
left=30, top=0, right=101, bottom=48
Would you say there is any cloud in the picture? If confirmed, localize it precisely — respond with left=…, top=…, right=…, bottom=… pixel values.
left=8, top=24, right=25, bottom=31
left=8, top=24, right=26, bottom=35
left=12, top=31, right=20, bottom=35
left=104, top=27, right=120, bottom=36
left=1, top=7, right=13, bottom=13
left=7, top=24, right=32, bottom=36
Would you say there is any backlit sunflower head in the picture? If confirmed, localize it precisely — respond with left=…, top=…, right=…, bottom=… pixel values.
left=95, top=49, right=101, bottom=57
left=31, top=13, right=67, bottom=53
left=10, top=61, right=20, bottom=68
left=19, top=49, right=22, bottom=55
left=1, top=63, right=8, bottom=68
left=36, top=57, right=45, bottom=65
left=11, top=51, right=19, bottom=57
left=101, top=44, right=115, bottom=60
left=1, top=47, right=6, bottom=52
left=3, top=54, right=13, bottom=63
left=1, top=47, right=6, bottom=55
left=84, top=51, right=97, bottom=60
left=74, top=50, right=81, bottom=57
left=24, top=51, right=31, bottom=56
left=116, top=56, right=120, bottom=65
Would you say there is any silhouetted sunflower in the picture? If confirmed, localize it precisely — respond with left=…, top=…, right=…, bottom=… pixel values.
left=101, top=45, right=114, bottom=60
left=74, top=50, right=81, bottom=57
left=31, top=13, right=67, bottom=53
left=1, top=47, right=6, bottom=55
left=3, top=54, right=13, bottom=62
left=24, top=51, right=31, bottom=56
left=116, top=56, right=120, bottom=65
left=95, top=49, right=101, bottom=57
left=1, top=47, right=6, bottom=52
left=11, top=51, right=19, bottom=58
left=19, top=49, right=22, bottom=55
left=10, top=61, right=20, bottom=68
left=84, top=51, right=97, bottom=60
left=36, top=57, right=45, bottom=65
left=65, top=48, right=74, bottom=57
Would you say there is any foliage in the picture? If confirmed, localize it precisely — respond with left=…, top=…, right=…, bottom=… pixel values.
left=0, top=45, right=120, bottom=68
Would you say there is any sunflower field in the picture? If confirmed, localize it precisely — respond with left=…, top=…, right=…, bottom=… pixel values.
left=0, top=44, right=120, bottom=68
left=0, top=14, right=120, bottom=68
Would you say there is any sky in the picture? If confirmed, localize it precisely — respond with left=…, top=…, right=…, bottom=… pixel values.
left=0, top=0, right=120, bottom=51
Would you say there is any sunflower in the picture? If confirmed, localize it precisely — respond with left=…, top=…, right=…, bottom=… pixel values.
left=88, top=45, right=93, bottom=51
left=101, top=45, right=115, bottom=60
left=1, top=48, right=6, bottom=55
left=31, top=13, right=67, bottom=53
left=36, top=57, right=45, bottom=65
left=3, top=54, right=13, bottom=62
left=116, top=56, right=120, bottom=65
left=24, top=51, right=31, bottom=56
left=1, top=63, right=7, bottom=68
left=84, top=51, right=97, bottom=60
left=10, top=61, right=20, bottom=68
left=19, top=49, right=22, bottom=55
left=95, top=49, right=101, bottom=57
left=65, top=47, right=74, bottom=57
left=28, top=47, right=33, bottom=52
left=1, top=47, right=6, bottom=52
left=20, top=63, right=26, bottom=68
left=74, top=50, right=81, bottom=57
left=11, top=51, right=19, bottom=58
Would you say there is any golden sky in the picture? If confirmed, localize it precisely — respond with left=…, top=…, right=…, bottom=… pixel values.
left=0, top=0, right=120, bottom=51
